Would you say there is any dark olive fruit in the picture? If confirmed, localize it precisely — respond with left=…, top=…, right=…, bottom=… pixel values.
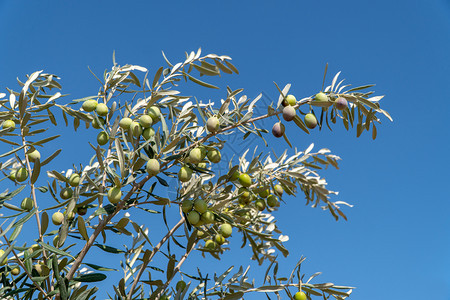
left=206, top=116, right=220, bottom=133
left=194, top=199, right=207, bottom=214
left=92, top=117, right=105, bottom=129
left=314, top=92, right=328, bottom=102
left=82, top=100, right=98, bottom=112
left=27, top=149, right=41, bottom=162
left=148, top=106, right=161, bottom=123
left=15, top=168, right=28, bottom=182
left=238, top=173, right=252, bottom=187
left=146, top=159, right=160, bottom=176
left=96, top=103, right=109, bottom=116
left=60, top=187, right=73, bottom=200
left=267, top=195, right=279, bottom=207
left=294, top=291, right=307, bottom=300
left=304, top=114, right=318, bottom=129
left=283, top=106, right=296, bottom=122
left=207, top=149, right=221, bottom=163
left=69, top=173, right=81, bottom=187
left=181, top=200, right=194, bottom=213
left=272, top=122, right=285, bottom=138
left=187, top=211, right=200, bottom=225
left=107, top=187, right=122, bottom=204
left=119, top=117, right=133, bottom=130
left=97, top=131, right=109, bottom=145
left=176, top=280, right=187, bottom=292
left=335, top=97, right=348, bottom=110
left=189, top=148, right=203, bottom=164
left=52, top=212, right=64, bottom=226
left=255, top=199, right=266, bottom=211
left=178, top=166, right=193, bottom=182
left=219, top=223, right=232, bottom=238
left=139, top=115, right=153, bottom=128
left=258, top=188, right=269, bottom=198
left=77, top=207, right=87, bottom=216
left=2, top=119, right=15, bottom=131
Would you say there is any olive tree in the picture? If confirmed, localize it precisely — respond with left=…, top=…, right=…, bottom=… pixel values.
left=0, top=49, right=392, bottom=299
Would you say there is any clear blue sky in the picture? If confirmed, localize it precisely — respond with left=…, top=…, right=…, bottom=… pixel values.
left=0, top=1, right=449, bottom=299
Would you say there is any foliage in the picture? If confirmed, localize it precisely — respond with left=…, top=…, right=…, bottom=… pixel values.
left=0, top=49, right=391, bottom=299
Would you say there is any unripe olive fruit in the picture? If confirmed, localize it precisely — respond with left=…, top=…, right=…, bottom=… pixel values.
left=27, top=149, right=40, bottom=162
left=0, top=249, right=7, bottom=266
left=187, top=211, right=200, bottom=225
left=267, top=195, right=279, bottom=207
left=238, top=187, right=251, bottom=201
left=82, top=100, right=98, bottom=112
left=286, top=94, right=297, bottom=106
left=15, top=168, right=28, bottom=182
left=107, top=187, right=122, bottom=204
left=52, top=235, right=59, bottom=247
left=204, top=239, right=216, bottom=250
left=52, top=212, right=64, bottom=226
left=189, top=148, right=203, bottom=164
left=92, top=117, right=105, bottom=129
left=197, top=162, right=207, bottom=169
left=181, top=200, right=193, bottom=213
left=282, top=106, right=296, bottom=122
left=294, top=291, right=307, bottom=300
left=69, top=173, right=80, bottom=187
left=238, top=173, right=252, bottom=187
left=35, top=263, right=49, bottom=276
left=96, top=103, right=109, bottom=116
left=229, top=170, right=240, bottom=181
left=176, top=280, right=187, bottom=291
left=272, top=122, right=285, bottom=138
left=160, top=295, right=169, bottom=300
left=148, top=106, right=161, bottom=122
left=314, top=92, right=328, bottom=102
left=21, top=197, right=33, bottom=211
left=97, top=131, right=109, bottom=145
left=8, top=170, right=16, bottom=181
left=207, top=149, right=221, bottom=163
left=304, top=114, right=318, bottom=129
left=146, top=159, right=160, bottom=176
left=335, top=97, right=348, bottom=110
left=274, top=184, right=284, bottom=196
left=130, top=121, right=143, bottom=137
left=119, top=117, right=133, bottom=130
left=198, top=146, right=207, bottom=160
left=215, top=234, right=226, bottom=245
left=258, top=188, right=269, bottom=198
left=206, top=116, right=220, bottom=133
left=139, top=115, right=153, bottom=128
left=178, top=166, right=193, bottom=182
left=194, top=199, right=207, bottom=214
left=255, top=199, right=266, bottom=211
left=2, top=120, right=15, bottom=131
left=142, top=127, right=155, bottom=140
left=60, top=187, right=73, bottom=200
left=219, top=223, right=232, bottom=238
left=201, top=210, right=214, bottom=224
left=11, top=267, right=20, bottom=276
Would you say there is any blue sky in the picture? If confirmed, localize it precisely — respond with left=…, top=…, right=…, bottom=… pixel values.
left=0, top=1, right=449, bottom=299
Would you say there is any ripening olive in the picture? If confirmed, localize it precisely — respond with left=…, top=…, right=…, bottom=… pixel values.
left=282, top=106, right=296, bottom=122
left=272, top=122, right=285, bottom=138
left=304, top=114, right=317, bottom=129
left=335, top=97, right=348, bottom=110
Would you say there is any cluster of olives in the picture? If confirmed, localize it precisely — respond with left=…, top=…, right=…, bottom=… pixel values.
left=118, top=105, right=161, bottom=141
left=201, top=223, right=233, bottom=250
left=182, top=199, right=214, bottom=227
